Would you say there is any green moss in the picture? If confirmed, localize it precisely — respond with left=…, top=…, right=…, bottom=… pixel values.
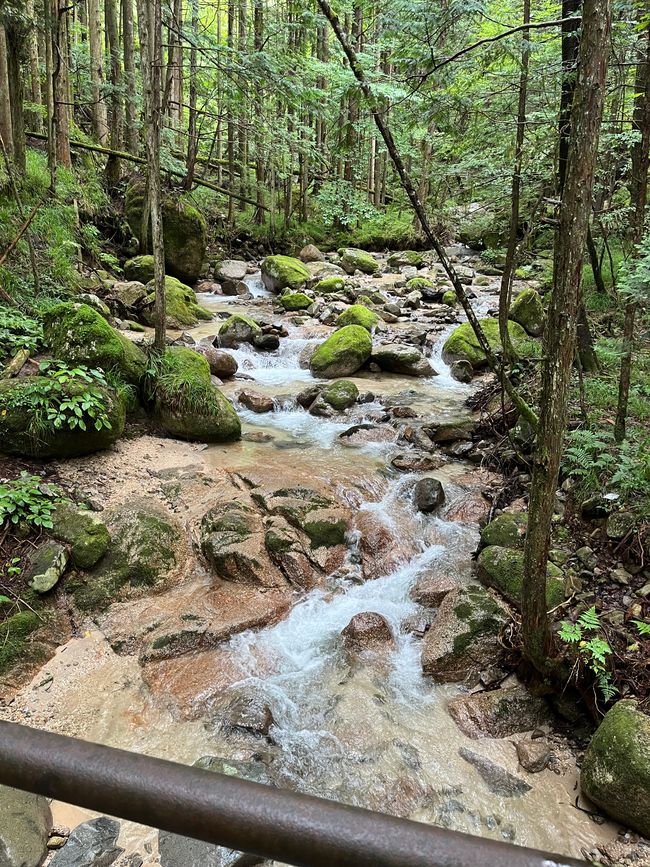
left=302, top=516, right=348, bottom=547
left=50, top=502, right=110, bottom=569
left=219, top=314, right=262, bottom=344
left=152, top=347, right=241, bottom=442
left=405, top=277, right=434, bottom=292
left=264, top=528, right=293, bottom=555
left=321, top=379, right=359, bottom=410
left=387, top=250, right=423, bottom=268
left=0, top=610, right=42, bottom=676
left=442, top=318, right=538, bottom=370
left=356, top=295, right=374, bottom=307
left=124, top=255, right=155, bottom=284
left=309, top=325, right=373, bottom=378
left=312, top=276, right=347, bottom=295
left=43, top=302, right=147, bottom=384
left=509, top=288, right=545, bottom=337
left=260, top=255, right=310, bottom=291
left=477, top=545, right=564, bottom=610
left=338, top=247, right=379, bottom=275
left=480, top=513, right=528, bottom=549
left=451, top=585, right=507, bottom=656
left=280, top=292, right=313, bottom=311
left=442, top=290, right=457, bottom=307
left=143, top=276, right=212, bottom=329
left=336, top=304, right=379, bottom=332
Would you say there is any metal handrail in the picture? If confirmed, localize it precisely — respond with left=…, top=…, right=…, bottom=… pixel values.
left=0, top=721, right=589, bottom=867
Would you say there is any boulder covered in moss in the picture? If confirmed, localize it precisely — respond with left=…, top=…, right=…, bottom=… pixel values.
left=338, top=247, right=379, bottom=275
left=27, top=540, right=69, bottom=594
left=309, top=325, right=373, bottom=378
left=260, top=255, right=310, bottom=293
left=50, top=502, right=110, bottom=568
left=44, top=302, right=147, bottom=384
left=252, top=486, right=349, bottom=548
left=71, top=498, right=181, bottom=610
left=321, top=380, right=359, bottom=411
left=387, top=250, right=423, bottom=269
left=509, top=287, right=545, bottom=337
left=371, top=344, right=435, bottom=377
left=480, top=512, right=527, bottom=549
left=217, top=313, right=262, bottom=348
left=581, top=700, right=650, bottom=837
left=153, top=347, right=241, bottom=442
left=142, top=276, right=212, bottom=329
left=442, top=290, right=457, bottom=307
left=280, top=292, right=313, bottom=311
left=200, top=500, right=278, bottom=586
left=0, top=376, right=126, bottom=458
left=477, top=545, right=564, bottom=610
left=0, top=609, right=44, bottom=677
left=124, top=255, right=155, bottom=284
left=336, top=304, right=379, bottom=332
left=125, top=182, right=207, bottom=284
left=442, top=318, right=537, bottom=370
left=421, top=584, right=509, bottom=685
left=405, top=277, right=435, bottom=293
left=312, top=276, right=347, bottom=295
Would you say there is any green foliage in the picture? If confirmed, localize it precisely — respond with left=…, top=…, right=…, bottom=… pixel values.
left=0, top=306, right=43, bottom=359
left=0, top=472, right=63, bottom=529
left=559, top=606, right=618, bottom=703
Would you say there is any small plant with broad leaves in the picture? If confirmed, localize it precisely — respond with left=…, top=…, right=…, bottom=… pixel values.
left=0, top=306, right=43, bottom=360
left=0, top=472, right=63, bottom=529
left=559, top=606, right=618, bottom=703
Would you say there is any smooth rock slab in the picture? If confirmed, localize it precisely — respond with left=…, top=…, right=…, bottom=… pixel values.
left=458, top=748, right=532, bottom=797
left=49, top=817, right=122, bottom=867
left=0, top=785, right=51, bottom=867
left=447, top=685, right=549, bottom=739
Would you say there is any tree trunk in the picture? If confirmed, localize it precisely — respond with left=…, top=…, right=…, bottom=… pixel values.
left=122, top=0, right=138, bottom=154
left=88, top=0, right=109, bottom=142
left=26, top=0, right=43, bottom=134
left=185, top=0, right=199, bottom=188
left=0, top=25, right=13, bottom=161
left=522, top=0, right=610, bottom=672
left=105, top=0, right=123, bottom=186
left=53, top=0, right=72, bottom=169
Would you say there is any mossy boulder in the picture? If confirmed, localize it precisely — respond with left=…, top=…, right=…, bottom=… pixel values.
left=50, top=502, right=110, bottom=568
left=44, top=302, right=147, bottom=384
left=0, top=609, right=44, bottom=677
left=200, top=501, right=271, bottom=585
left=312, top=276, right=347, bottom=295
left=125, top=182, right=207, bottom=284
left=581, top=700, right=650, bottom=837
left=338, top=247, right=379, bottom=275
left=309, top=325, right=373, bottom=378
left=321, top=380, right=359, bottom=411
left=71, top=499, right=181, bottom=610
left=143, top=276, right=212, bottom=329
left=405, top=277, right=434, bottom=293
left=422, top=585, right=509, bottom=685
left=387, top=250, right=423, bottom=269
left=124, top=255, right=155, bottom=284
left=280, top=292, right=313, bottom=311
left=371, top=344, right=435, bottom=377
left=218, top=313, right=262, bottom=348
left=252, top=486, right=348, bottom=549
left=260, top=255, right=310, bottom=292
left=480, top=512, right=528, bottom=549
left=477, top=545, right=564, bottom=610
left=509, top=288, right=545, bottom=337
left=0, top=376, right=126, bottom=458
left=336, top=304, right=379, bottom=332
left=442, top=290, right=457, bottom=307
left=153, top=347, right=241, bottom=442
left=27, top=540, right=69, bottom=594
left=442, top=318, right=537, bottom=371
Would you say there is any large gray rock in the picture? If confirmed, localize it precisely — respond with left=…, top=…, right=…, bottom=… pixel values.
left=215, top=260, right=248, bottom=282
left=459, top=748, right=532, bottom=797
left=0, top=785, right=51, bottom=867
left=414, top=478, right=445, bottom=513
left=49, top=817, right=122, bottom=867
left=447, top=685, right=549, bottom=739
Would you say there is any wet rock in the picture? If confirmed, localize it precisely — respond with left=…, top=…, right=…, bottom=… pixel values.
left=0, top=785, right=52, bottom=867
left=410, top=574, right=457, bottom=607
left=221, top=691, right=274, bottom=737
left=201, top=501, right=281, bottom=587
left=296, top=385, right=321, bottom=408
left=197, top=345, right=239, bottom=378
left=252, top=332, right=280, bottom=351
left=309, top=325, right=373, bottom=378
left=215, top=259, right=248, bottom=282
left=447, top=685, right=550, bottom=739
left=49, top=817, right=122, bottom=867
left=260, top=255, right=309, bottom=292
left=479, top=512, right=527, bottom=550
left=321, top=380, right=359, bottom=411
left=414, top=477, right=445, bottom=513
left=299, top=244, right=325, bottom=263
left=371, top=344, right=436, bottom=377
left=308, top=396, right=335, bottom=418
left=253, top=487, right=348, bottom=548
left=264, top=515, right=319, bottom=589
left=458, top=748, right=532, bottom=797
left=581, top=700, right=650, bottom=837
left=516, top=739, right=552, bottom=773
left=477, top=545, right=564, bottom=610
left=238, top=389, right=275, bottom=413
left=421, top=585, right=509, bottom=685
left=50, top=502, right=110, bottom=569
left=27, top=540, right=69, bottom=594
left=391, top=452, right=445, bottom=472
left=218, top=314, right=262, bottom=348
left=341, top=612, right=394, bottom=653
left=424, top=418, right=475, bottom=443
left=450, top=360, right=473, bottom=383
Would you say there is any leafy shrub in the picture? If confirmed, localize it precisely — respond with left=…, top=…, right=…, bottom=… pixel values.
left=559, top=606, right=617, bottom=702
left=0, top=306, right=43, bottom=359
left=0, top=472, right=63, bottom=529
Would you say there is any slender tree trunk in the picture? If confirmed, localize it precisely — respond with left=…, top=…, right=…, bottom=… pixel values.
left=88, top=0, right=109, bottom=142
left=522, top=0, right=610, bottom=672
left=26, top=0, right=43, bottom=134
left=122, top=0, right=138, bottom=154
left=105, top=0, right=123, bottom=186
left=614, top=17, right=650, bottom=442
left=253, top=0, right=265, bottom=223
left=185, top=0, right=199, bottom=188
left=53, top=0, right=72, bottom=169
left=226, top=0, right=235, bottom=224
left=0, top=26, right=13, bottom=161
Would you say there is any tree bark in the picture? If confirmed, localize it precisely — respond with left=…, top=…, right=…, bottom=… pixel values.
left=105, top=0, right=123, bottom=187
left=122, top=0, right=139, bottom=154
left=26, top=0, right=43, bottom=134
left=88, top=0, right=109, bottom=142
left=0, top=25, right=13, bottom=161
left=522, top=0, right=610, bottom=672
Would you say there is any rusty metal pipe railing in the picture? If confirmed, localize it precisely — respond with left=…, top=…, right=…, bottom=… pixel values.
left=0, top=721, right=588, bottom=867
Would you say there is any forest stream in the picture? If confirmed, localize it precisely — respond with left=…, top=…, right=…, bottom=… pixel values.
left=0, top=258, right=619, bottom=865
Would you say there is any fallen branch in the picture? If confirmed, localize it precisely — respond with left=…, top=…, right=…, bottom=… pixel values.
left=0, top=349, right=30, bottom=379
left=0, top=198, right=46, bottom=269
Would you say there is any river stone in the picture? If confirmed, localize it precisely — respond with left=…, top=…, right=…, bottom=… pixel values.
left=238, top=389, right=274, bottom=413
left=296, top=385, right=321, bottom=408
left=442, top=318, right=537, bottom=371
left=321, top=380, right=359, bottom=411
left=410, top=574, right=457, bottom=607
left=0, top=785, right=52, bottom=867
left=309, top=325, right=373, bottom=378
left=477, top=545, right=564, bottom=611
left=260, top=255, right=309, bottom=292
left=458, top=748, right=532, bottom=797
left=516, top=739, right=552, bottom=773
left=581, top=700, right=650, bottom=837
left=221, top=690, right=274, bottom=737
left=424, top=418, right=475, bottom=443
left=201, top=501, right=279, bottom=586
left=196, top=345, right=238, bottom=378
left=217, top=314, right=262, bottom=348
left=299, top=244, right=324, bottom=263
left=215, top=259, right=248, bottom=282
left=264, top=516, right=318, bottom=589
left=49, top=817, right=122, bottom=867
left=450, top=360, right=473, bottom=383
left=480, top=512, right=527, bottom=550
left=159, top=757, right=273, bottom=867
left=50, top=502, right=110, bottom=569
left=371, top=344, right=436, bottom=377
left=253, top=486, right=348, bottom=548
left=27, top=539, right=70, bottom=594
left=414, top=478, right=445, bottom=513
left=338, top=247, right=379, bottom=275
left=341, top=612, right=394, bottom=653
left=387, top=250, right=423, bottom=269
left=421, top=585, right=509, bottom=685
left=508, top=288, right=545, bottom=337
left=447, top=685, right=550, bottom=739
